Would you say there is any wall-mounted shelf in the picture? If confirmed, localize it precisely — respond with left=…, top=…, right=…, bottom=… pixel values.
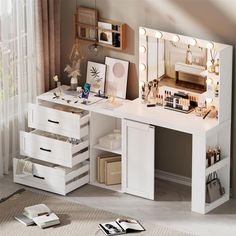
left=75, top=7, right=127, bottom=51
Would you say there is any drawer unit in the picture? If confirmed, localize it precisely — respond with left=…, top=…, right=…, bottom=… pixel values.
left=28, top=103, right=89, bottom=139
left=20, top=130, right=89, bottom=168
left=13, top=158, right=90, bottom=195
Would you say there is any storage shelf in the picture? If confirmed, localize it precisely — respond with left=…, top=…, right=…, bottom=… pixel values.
left=93, top=143, right=122, bottom=155
left=205, top=194, right=229, bottom=213
left=205, top=157, right=230, bottom=176
left=90, top=181, right=122, bottom=192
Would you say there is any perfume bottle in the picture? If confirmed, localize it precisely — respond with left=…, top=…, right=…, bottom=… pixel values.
left=185, top=45, right=193, bottom=65
left=214, top=59, right=219, bottom=75
left=214, top=82, right=219, bottom=97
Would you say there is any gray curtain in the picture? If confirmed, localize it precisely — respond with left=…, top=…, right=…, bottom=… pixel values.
left=35, top=0, right=61, bottom=92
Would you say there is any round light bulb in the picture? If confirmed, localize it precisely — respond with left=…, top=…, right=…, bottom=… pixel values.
left=172, top=35, right=180, bottom=43
left=207, top=41, right=214, bottom=49
left=190, top=38, right=197, bottom=46
left=206, top=60, right=212, bottom=67
left=155, top=31, right=163, bottom=39
left=206, top=97, right=213, bottom=104
left=139, top=46, right=146, bottom=53
left=139, top=63, right=146, bottom=71
left=139, top=28, right=146, bottom=36
left=139, top=81, right=145, bottom=88
left=206, top=78, right=212, bottom=85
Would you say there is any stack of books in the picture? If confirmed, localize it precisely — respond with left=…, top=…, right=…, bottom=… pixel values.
left=97, top=155, right=121, bottom=185
left=14, top=204, right=60, bottom=229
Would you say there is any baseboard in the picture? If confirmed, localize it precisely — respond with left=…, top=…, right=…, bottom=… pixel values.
left=155, top=169, right=192, bottom=186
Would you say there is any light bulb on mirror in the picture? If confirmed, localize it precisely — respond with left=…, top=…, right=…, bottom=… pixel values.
left=139, top=28, right=146, bottom=36
left=139, top=46, right=146, bottom=53
left=206, top=78, right=212, bottom=85
left=207, top=41, right=214, bottom=49
left=206, top=97, right=213, bottom=104
left=172, top=35, right=180, bottom=43
left=206, top=60, right=212, bottom=67
left=190, top=38, right=197, bottom=46
left=139, top=63, right=146, bottom=71
left=155, top=31, right=163, bottom=39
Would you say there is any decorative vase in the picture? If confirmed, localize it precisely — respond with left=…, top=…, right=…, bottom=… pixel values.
left=70, top=77, right=78, bottom=91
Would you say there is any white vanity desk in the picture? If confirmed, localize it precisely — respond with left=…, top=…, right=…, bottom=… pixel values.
left=34, top=87, right=230, bottom=215
left=117, top=98, right=230, bottom=215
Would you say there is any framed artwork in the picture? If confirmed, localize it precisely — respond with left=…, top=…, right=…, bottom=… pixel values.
left=105, top=57, right=129, bottom=99
left=98, top=22, right=113, bottom=45
left=86, top=61, right=106, bottom=93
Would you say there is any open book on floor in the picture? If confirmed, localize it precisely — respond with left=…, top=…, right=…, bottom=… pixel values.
left=99, top=218, right=145, bottom=235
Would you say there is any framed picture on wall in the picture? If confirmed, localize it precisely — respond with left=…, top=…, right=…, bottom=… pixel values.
left=86, top=61, right=106, bottom=93
left=105, top=57, right=129, bottom=99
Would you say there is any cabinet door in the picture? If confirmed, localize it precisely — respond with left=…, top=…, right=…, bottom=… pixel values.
left=123, top=119, right=155, bottom=200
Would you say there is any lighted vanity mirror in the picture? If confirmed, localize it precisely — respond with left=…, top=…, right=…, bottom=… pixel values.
left=139, top=27, right=232, bottom=122
left=138, top=28, right=228, bottom=93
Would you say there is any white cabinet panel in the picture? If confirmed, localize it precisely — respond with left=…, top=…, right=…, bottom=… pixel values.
left=123, top=119, right=155, bottom=200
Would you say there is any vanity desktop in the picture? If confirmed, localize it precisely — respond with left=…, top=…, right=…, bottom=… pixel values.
left=14, top=28, right=232, bottom=215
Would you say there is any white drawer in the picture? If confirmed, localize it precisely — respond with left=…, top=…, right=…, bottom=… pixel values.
left=20, top=130, right=89, bottom=168
left=13, top=158, right=90, bottom=195
left=28, top=103, right=89, bottom=139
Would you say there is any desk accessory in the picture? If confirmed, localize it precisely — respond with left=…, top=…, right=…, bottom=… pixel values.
left=147, top=104, right=156, bottom=107
left=203, top=109, right=211, bottom=119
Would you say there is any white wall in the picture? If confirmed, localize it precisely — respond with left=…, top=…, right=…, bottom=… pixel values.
left=60, top=0, right=236, bottom=195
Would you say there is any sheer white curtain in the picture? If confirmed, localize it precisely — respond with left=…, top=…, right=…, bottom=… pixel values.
left=0, top=0, right=37, bottom=176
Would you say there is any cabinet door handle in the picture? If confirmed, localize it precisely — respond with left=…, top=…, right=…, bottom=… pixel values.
left=40, top=147, right=51, bottom=152
left=33, top=174, right=45, bottom=180
left=48, top=119, right=59, bottom=124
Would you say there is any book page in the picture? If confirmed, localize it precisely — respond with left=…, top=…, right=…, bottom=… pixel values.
left=116, top=219, right=145, bottom=231
left=99, top=221, right=125, bottom=235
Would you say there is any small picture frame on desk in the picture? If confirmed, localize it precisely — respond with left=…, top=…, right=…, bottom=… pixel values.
left=105, top=57, right=129, bottom=99
left=86, top=61, right=106, bottom=94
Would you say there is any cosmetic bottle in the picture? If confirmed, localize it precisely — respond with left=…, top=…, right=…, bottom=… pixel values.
left=214, top=59, right=219, bottom=75
left=214, top=82, right=219, bottom=97
left=215, top=145, right=221, bottom=162
left=209, top=59, right=215, bottom=73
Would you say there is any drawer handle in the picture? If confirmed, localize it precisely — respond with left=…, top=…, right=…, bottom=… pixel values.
left=33, top=174, right=45, bottom=180
left=48, top=119, right=59, bottom=124
left=40, top=147, right=51, bottom=152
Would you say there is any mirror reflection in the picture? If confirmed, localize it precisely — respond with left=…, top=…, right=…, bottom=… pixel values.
left=147, top=37, right=208, bottom=93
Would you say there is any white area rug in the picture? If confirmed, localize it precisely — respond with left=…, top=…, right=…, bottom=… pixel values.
left=0, top=190, right=196, bottom=236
